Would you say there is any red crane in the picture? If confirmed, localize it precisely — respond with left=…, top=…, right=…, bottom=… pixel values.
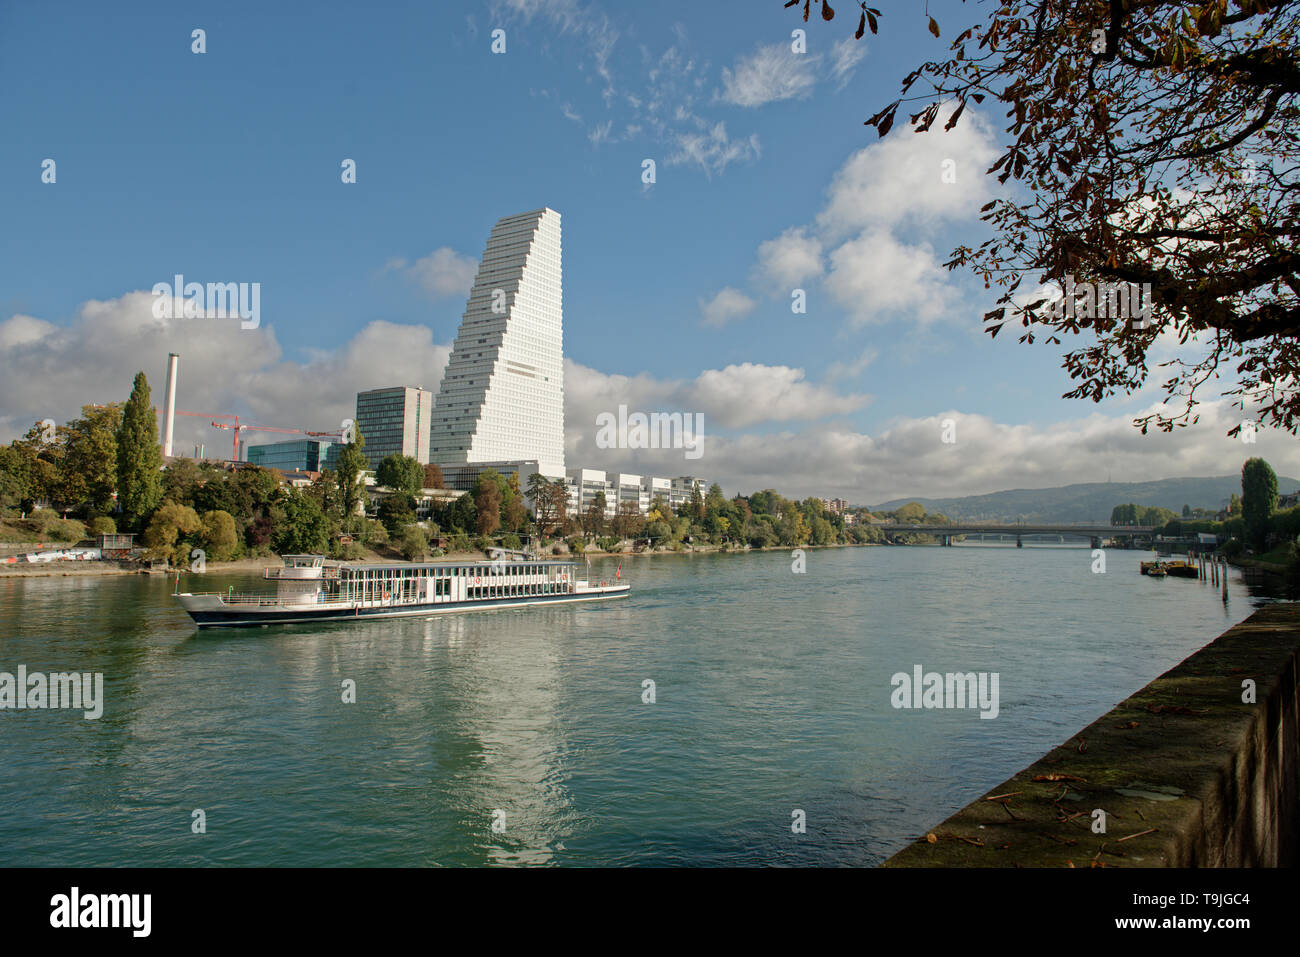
left=209, top=417, right=306, bottom=462
left=155, top=409, right=344, bottom=461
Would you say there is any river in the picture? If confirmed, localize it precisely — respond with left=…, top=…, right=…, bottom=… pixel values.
left=0, top=546, right=1275, bottom=866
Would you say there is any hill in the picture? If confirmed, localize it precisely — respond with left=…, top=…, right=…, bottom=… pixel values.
left=869, top=475, right=1300, bottom=524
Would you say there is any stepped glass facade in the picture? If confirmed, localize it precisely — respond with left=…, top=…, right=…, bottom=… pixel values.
left=428, top=208, right=566, bottom=478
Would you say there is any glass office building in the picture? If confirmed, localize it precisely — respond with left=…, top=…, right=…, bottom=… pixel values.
left=246, top=439, right=339, bottom=473
left=355, top=386, right=433, bottom=469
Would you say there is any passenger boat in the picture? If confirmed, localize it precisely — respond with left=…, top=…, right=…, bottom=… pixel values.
left=175, top=554, right=630, bottom=628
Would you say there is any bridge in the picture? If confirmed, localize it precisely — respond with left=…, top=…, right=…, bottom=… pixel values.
left=871, top=524, right=1154, bottom=548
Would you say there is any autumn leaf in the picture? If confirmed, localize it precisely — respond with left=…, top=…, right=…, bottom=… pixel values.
left=928, top=16, right=940, bottom=38
left=856, top=9, right=866, bottom=39
left=926, top=832, right=938, bottom=843
left=1033, top=773, right=1087, bottom=782
left=822, top=0, right=835, bottom=22
left=944, top=98, right=966, bottom=131
left=803, top=0, right=811, bottom=22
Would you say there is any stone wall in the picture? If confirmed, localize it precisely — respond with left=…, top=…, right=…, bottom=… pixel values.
left=885, top=604, right=1300, bottom=867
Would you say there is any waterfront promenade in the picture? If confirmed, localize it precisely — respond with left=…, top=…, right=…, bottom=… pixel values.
left=886, top=604, right=1300, bottom=867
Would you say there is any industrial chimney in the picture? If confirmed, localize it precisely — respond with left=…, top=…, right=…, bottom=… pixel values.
left=162, top=353, right=179, bottom=458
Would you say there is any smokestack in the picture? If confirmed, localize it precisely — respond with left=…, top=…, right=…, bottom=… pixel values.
left=163, top=353, right=179, bottom=457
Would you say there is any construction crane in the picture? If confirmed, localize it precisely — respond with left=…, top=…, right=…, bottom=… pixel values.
left=155, top=409, right=344, bottom=461
left=208, top=418, right=307, bottom=462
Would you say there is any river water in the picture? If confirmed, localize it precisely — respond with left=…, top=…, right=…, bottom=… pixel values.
left=0, top=546, right=1272, bottom=866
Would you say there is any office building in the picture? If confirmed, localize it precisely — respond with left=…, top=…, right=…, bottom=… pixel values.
left=246, top=438, right=339, bottom=474
left=428, top=208, right=565, bottom=478
left=355, top=386, right=433, bottom=469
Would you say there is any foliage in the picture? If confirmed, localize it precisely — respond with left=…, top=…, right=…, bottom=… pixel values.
left=89, top=515, right=117, bottom=536
left=473, top=469, right=504, bottom=536
left=198, top=510, right=239, bottom=561
left=792, top=0, right=1300, bottom=436
left=270, top=489, right=330, bottom=555
left=397, top=525, right=429, bottom=561
left=1242, top=456, right=1279, bottom=550
left=334, top=422, right=367, bottom=520
left=377, top=493, right=417, bottom=537
left=376, top=454, right=424, bottom=497
left=115, top=372, right=163, bottom=528
left=142, top=503, right=201, bottom=564
left=62, top=403, right=122, bottom=513
left=528, top=473, right=568, bottom=536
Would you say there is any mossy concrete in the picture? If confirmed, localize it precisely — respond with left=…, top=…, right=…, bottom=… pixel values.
left=884, top=604, right=1300, bottom=867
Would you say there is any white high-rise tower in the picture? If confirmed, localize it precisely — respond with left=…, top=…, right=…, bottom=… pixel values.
left=429, top=208, right=565, bottom=477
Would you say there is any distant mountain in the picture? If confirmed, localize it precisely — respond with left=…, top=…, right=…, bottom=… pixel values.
left=869, top=475, right=1300, bottom=524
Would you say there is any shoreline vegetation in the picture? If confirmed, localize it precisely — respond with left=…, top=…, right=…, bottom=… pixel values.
left=4, top=374, right=1297, bottom=588
left=0, top=375, right=954, bottom=576
left=0, top=540, right=887, bottom=579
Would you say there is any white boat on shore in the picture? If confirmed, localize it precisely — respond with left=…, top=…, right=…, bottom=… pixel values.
left=175, top=554, right=630, bottom=628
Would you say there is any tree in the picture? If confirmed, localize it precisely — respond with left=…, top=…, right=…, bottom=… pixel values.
left=613, top=500, right=643, bottom=539
left=334, top=422, right=367, bottom=519
left=116, top=372, right=163, bottom=528
left=1242, top=457, right=1278, bottom=551
left=62, top=403, right=122, bottom=513
left=583, top=490, right=608, bottom=538
left=473, top=469, right=504, bottom=536
left=142, top=503, right=201, bottom=564
left=397, top=525, right=429, bottom=561
left=162, top=457, right=203, bottom=508
left=503, top=472, right=527, bottom=533
left=687, top=482, right=705, bottom=523
left=894, top=502, right=926, bottom=523
left=438, top=491, right=476, bottom=534
left=271, top=489, right=331, bottom=555
left=423, top=463, right=445, bottom=489
left=376, top=454, right=423, bottom=497
left=791, top=1, right=1300, bottom=437
left=1182, top=504, right=1192, bottom=518
left=528, top=473, right=567, bottom=536
left=377, top=493, right=417, bottom=537
left=198, top=509, right=239, bottom=561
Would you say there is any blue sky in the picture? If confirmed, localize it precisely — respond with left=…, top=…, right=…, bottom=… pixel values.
left=0, top=0, right=1280, bottom=500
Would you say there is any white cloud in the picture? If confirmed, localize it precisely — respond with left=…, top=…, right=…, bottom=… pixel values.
left=699, top=287, right=757, bottom=327
left=668, top=121, right=760, bottom=175
left=401, top=247, right=478, bottom=299
left=635, top=403, right=1300, bottom=502
left=829, top=36, right=866, bottom=90
left=0, top=292, right=449, bottom=452
left=816, top=108, right=1001, bottom=238
left=564, top=357, right=869, bottom=433
left=718, top=43, right=817, bottom=107
left=754, top=227, right=824, bottom=292
left=734, top=105, right=1003, bottom=327
left=825, top=230, right=951, bottom=325
left=827, top=348, right=878, bottom=381
left=6, top=291, right=1292, bottom=505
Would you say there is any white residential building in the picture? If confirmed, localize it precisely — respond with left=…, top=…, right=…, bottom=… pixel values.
left=428, top=208, right=565, bottom=478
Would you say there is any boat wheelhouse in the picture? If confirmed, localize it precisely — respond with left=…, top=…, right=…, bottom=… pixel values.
left=175, top=554, right=629, bottom=628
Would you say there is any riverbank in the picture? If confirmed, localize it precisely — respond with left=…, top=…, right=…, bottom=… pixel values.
left=0, top=541, right=884, bottom=577
left=884, top=603, right=1300, bottom=867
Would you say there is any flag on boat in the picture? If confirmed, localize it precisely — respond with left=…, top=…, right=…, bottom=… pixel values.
left=616, top=564, right=621, bottom=580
